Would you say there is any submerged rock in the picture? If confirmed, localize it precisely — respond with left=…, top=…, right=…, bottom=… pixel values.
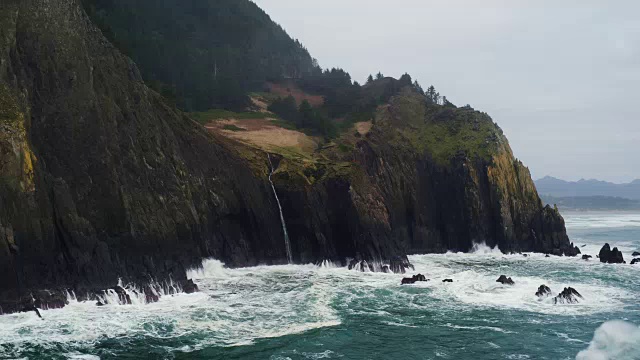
left=496, top=275, right=515, bottom=285
left=442, top=279, right=454, bottom=283
left=553, top=287, right=583, bottom=304
left=582, top=255, right=592, bottom=260
left=401, top=274, right=428, bottom=285
left=20, top=305, right=42, bottom=319
left=599, top=244, right=625, bottom=264
left=535, top=285, right=552, bottom=297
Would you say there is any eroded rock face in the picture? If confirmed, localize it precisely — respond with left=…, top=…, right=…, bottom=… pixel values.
left=599, top=244, right=625, bottom=264
left=109, top=286, right=132, bottom=305
left=553, top=287, right=583, bottom=304
left=496, top=275, right=515, bottom=285
left=535, top=285, right=551, bottom=297
left=181, top=279, right=199, bottom=294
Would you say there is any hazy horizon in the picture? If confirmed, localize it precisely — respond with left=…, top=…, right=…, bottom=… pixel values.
left=253, top=0, right=640, bottom=183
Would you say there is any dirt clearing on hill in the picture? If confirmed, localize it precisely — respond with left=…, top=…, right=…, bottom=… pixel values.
left=267, top=82, right=324, bottom=107
left=206, top=118, right=319, bottom=154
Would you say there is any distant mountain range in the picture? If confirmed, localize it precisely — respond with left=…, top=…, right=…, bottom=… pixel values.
left=535, top=176, right=640, bottom=200
left=539, top=195, right=640, bottom=211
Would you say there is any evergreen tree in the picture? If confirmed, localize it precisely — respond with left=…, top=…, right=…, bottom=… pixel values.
left=268, top=95, right=298, bottom=123
left=426, top=85, right=437, bottom=104
left=81, top=0, right=317, bottom=112
left=376, top=72, right=384, bottom=80
left=399, top=73, right=412, bottom=87
left=367, top=74, right=374, bottom=84
left=413, top=80, right=424, bottom=95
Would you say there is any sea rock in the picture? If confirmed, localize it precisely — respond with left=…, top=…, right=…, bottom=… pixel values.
left=401, top=274, right=428, bottom=285
left=535, top=285, right=551, bottom=297
left=553, top=287, right=583, bottom=304
left=110, top=286, right=132, bottom=305
left=522, top=254, right=529, bottom=258
left=496, top=275, right=515, bottom=285
left=442, top=279, right=454, bottom=283
left=582, top=255, right=592, bottom=260
left=143, top=286, right=160, bottom=304
left=598, top=244, right=625, bottom=264
left=631, top=258, right=639, bottom=265
left=348, top=260, right=374, bottom=272
left=181, top=279, right=199, bottom=294
left=545, top=254, right=550, bottom=258
left=632, top=251, right=640, bottom=257
left=31, top=290, right=68, bottom=311
left=96, top=301, right=105, bottom=307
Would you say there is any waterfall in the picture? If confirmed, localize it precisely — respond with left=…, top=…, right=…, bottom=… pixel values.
left=268, top=154, right=293, bottom=263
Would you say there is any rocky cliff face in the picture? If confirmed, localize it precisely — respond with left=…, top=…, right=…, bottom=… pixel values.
left=0, top=0, right=291, bottom=312
left=0, top=0, right=577, bottom=313
left=276, top=90, right=579, bottom=257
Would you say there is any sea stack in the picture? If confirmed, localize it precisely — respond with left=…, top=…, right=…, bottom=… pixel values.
left=598, top=244, right=625, bottom=264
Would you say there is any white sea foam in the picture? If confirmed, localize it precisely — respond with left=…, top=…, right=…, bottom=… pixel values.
left=470, top=242, right=503, bottom=255
left=576, top=320, right=640, bottom=360
left=407, top=253, right=633, bottom=315
left=443, top=323, right=515, bottom=334
left=64, top=354, right=101, bottom=360
left=317, top=260, right=340, bottom=269
left=186, top=258, right=228, bottom=279
left=1, top=211, right=638, bottom=358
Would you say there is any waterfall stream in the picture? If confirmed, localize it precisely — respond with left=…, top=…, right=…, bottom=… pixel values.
left=268, top=154, right=293, bottom=263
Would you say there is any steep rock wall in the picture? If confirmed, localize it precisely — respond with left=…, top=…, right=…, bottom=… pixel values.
left=0, top=0, right=577, bottom=313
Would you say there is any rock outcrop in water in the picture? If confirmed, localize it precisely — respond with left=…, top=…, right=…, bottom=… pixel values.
left=401, top=274, right=428, bottom=285
left=631, top=258, right=639, bottom=265
left=535, top=285, right=552, bottom=297
left=553, top=287, right=583, bottom=304
left=599, top=244, right=625, bottom=264
left=582, top=255, right=592, bottom=260
left=0, top=0, right=580, bottom=313
left=496, top=275, right=515, bottom=285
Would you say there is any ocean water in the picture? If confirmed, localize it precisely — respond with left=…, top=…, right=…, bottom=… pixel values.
left=1, top=212, right=639, bottom=359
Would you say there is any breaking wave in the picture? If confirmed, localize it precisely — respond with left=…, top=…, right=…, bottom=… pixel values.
left=576, top=320, right=640, bottom=360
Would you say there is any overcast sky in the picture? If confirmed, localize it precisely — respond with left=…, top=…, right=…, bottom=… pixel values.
left=253, top=0, right=640, bottom=183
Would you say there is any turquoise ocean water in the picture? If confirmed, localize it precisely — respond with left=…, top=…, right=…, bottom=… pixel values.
left=1, top=212, right=639, bottom=359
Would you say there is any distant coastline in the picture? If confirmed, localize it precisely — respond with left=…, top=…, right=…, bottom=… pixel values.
left=540, top=195, right=640, bottom=211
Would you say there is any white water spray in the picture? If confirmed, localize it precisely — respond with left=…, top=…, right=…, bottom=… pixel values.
left=268, top=154, right=293, bottom=263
